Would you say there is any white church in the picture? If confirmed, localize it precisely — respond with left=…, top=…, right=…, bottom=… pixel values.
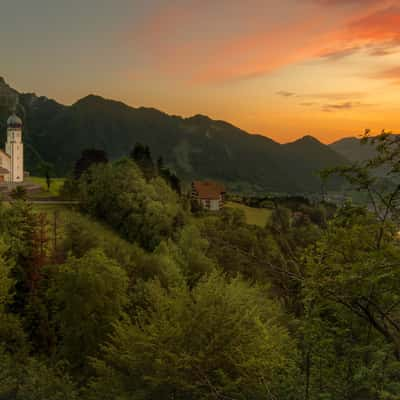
left=0, top=112, right=24, bottom=183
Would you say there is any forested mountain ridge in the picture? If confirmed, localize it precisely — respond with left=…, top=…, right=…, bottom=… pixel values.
left=1, top=78, right=348, bottom=193
left=330, top=136, right=378, bottom=163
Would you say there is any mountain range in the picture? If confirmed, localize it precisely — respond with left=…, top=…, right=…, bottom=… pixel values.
left=330, top=136, right=378, bottom=164
left=0, top=77, right=370, bottom=194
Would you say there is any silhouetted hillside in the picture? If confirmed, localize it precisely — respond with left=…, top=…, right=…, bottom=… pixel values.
left=1, top=78, right=349, bottom=193
left=330, top=137, right=377, bottom=164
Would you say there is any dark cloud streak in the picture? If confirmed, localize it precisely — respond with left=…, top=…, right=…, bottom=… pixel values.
left=299, top=102, right=315, bottom=106
left=276, top=91, right=296, bottom=97
left=322, top=101, right=373, bottom=112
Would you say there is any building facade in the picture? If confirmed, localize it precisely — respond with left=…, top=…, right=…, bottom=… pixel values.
left=0, top=113, right=24, bottom=183
left=191, top=181, right=226, bottom=211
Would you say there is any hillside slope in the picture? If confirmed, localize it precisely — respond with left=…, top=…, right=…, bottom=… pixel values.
left=330, top=137, right=377, bottom=163
left=0, top=78, right=348, bottom=193
left=283, top=135, right=349, bottom=188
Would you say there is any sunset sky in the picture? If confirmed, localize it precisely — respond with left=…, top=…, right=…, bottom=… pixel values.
left=2, top=0, right=400, bottom=143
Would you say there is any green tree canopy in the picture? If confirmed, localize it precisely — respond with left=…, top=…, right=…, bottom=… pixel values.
left=49, top=249, right=128, bottom=372
left=77, top=159, right=184, bottom=250
left=89, top=272, right=299, bottom=400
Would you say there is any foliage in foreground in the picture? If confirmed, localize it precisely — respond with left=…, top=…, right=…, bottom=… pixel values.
left=1, top=135, right=400, bottom=399
left=89, top=272, right=298, bottom=400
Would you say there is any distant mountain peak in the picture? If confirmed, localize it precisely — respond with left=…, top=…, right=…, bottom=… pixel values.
left=0, top=76, right=19, bottom=110
left=330, top=136, right=378, bottom=164
left=74, top=94, right=106, bottom=105
left=287, top=135, right=323, bottom=146
left=72, top=95, right=136, bottom=114
left=300, top=135, right=321, bottom=143
left=0, top=76, right=17, bottom=92
left=187, top=114, right=212, bottom=123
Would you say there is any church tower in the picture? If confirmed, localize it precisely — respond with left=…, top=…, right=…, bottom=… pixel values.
left=5, top=113, right=24, bottom=183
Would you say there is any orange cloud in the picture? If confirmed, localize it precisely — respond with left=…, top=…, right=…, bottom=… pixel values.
left=373, top=66, right=400, bottom=84
left=192, top=22, right=330, bottom=83
left=347, top=6, right=400, bottom=42
left=316, top=0, right=386, bottom=6
left=133, top=0, right=400, bottom=84
left=315, top=4, right=400, bottom=60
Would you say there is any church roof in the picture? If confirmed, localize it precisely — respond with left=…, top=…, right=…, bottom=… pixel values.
left=7, top=113, right=22, bottom=128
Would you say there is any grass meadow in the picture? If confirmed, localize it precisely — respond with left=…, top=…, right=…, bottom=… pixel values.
left=225, top=201, right=272, bottom=227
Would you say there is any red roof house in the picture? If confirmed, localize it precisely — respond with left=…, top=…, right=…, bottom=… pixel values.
left=191, top=181, right=226, bottom=211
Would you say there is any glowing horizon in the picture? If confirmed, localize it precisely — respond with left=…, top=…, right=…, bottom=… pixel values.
left=2, top=0, right=400, bottom=144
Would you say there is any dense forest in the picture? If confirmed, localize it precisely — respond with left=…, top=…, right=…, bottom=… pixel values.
left=1, top=134, right=400, bottom=399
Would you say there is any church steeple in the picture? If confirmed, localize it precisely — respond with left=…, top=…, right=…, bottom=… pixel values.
left=5, top=111, right=24, bottom=183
